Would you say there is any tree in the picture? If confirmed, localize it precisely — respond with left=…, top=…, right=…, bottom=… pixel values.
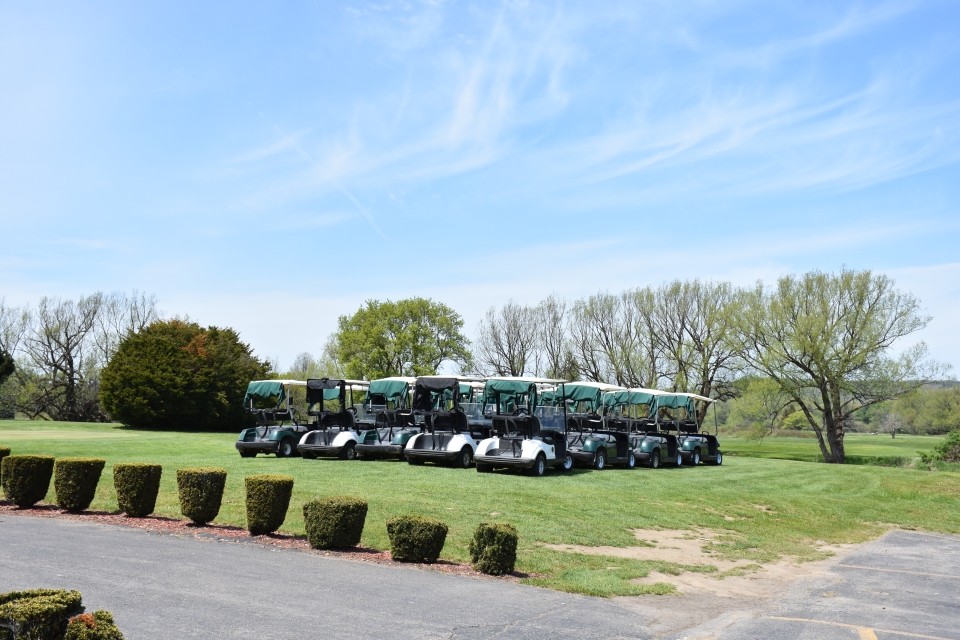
left=100, top=319, right=269, bottom=430
left=331, top=298, right=471, bottom=380
left=892, top=386, right=960, bottom=434
left=726, top=377, right=790, bottom=442
left=652, top=280, right=743, bottom=420
left=735, top=269, right=947, bottom=463
left=475, top=300, right=539, bottom=376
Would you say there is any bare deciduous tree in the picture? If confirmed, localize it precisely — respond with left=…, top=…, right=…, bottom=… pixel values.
left=474, top=300, right=539, bottom=376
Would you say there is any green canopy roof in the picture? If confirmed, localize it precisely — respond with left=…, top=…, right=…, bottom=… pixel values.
left=562, top=383, right=609, bottom=405
left=244, top=381, right=285, bottom=405
left=482, top=379, right=538, bottom=408
left=653, top=393, right=695, bottom=414
left=604, top=390, right=658, bottom=407
left=368, top=379, right=410, bottom=401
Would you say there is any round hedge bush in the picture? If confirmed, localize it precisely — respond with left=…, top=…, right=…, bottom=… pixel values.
left=1, top=455, right=55, bottom=508
left=302, top=496, right=368, bottom=549
left=65, top=610, right=125, bottom=640
left=176, top=467, right=227, bottom=525
left=54, top=458, right=106, bottom=512
left=386, top=515, right=448, bottom=563
left=245, top=474, right=294, bottom=536
left=0, top=588, right=83, bottom=640
left=469, top=522, right=518, bottom=575
left=113, top=463, right=162, bottom=517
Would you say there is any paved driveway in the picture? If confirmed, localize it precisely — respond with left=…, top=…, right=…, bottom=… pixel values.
left=668, top=530, right=960, bottom=640
left=2, top=517, right=958, bottom=639
left=0, top=516, right=648, bottom=639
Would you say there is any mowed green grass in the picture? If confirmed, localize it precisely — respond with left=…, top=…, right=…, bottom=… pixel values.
left=723, top=434, right=944, bottom=463
left=2, top=420, right=959, bottom=597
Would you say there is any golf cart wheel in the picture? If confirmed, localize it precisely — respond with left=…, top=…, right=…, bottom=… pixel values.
left=560, top=454, right=574, bottom=472
left=593, top=449, right=606, bottom=471
left=692, top=449, right=701, bottom=466
left=528, top=454, right=546, bottom=477
left=407, top=456, right=424, bottom=466
left=676, top=453, right=682, bottom=466
left=625, top=452, right=636, bottom=469
left=339, top=442, right=357, bottom=461
left=714, top=452, right=723, bottom=466
left=455, top=447, right=472, bottom=469
left=277, top=438, right=295, bottom=458
left=239, top=451, right=256, bottom=458
left=649, top=451, right=660, bottom=469
left=476, top=463, right=490, bottom=473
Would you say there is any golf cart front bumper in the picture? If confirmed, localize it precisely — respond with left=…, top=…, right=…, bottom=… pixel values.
left=474, top=454, right=537, bottom=469
left=569, top=449, right=598, bottom=464
left=236, top=441, right=279, bottom=454
left=679, top=449, right=697, bottom=461
left=403, top=449, right=459, bottom=462
left=635, top=451, right=653, bottom=462
left=355, top=443, right=405, bottom=456
left=297, top=444, right=344, bottom=457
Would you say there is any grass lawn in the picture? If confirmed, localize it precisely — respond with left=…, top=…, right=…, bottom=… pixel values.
left=723, top=433, right=944, bottom=463
left=2, top=420, right=959, bottom=597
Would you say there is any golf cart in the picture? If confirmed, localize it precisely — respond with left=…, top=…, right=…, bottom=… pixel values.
left=236, top=380, right=310, bottom=458
left=297, top=378, right=370, bottom=460
left=561, top=382, right=636, bottom=470
left=354, top=377, right=418, bottom=460
left=474, top=377, right=574, bottom=477
left=606, top=389, right=683, bottom=469
left=403, top=376, right=488, bottom=468
left=671, top=393, right=722, bottom=466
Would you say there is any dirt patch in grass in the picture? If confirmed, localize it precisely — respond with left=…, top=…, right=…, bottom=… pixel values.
left=0, top=502, right=540, bottom=582
left=546, top=526, right=867, bottom=599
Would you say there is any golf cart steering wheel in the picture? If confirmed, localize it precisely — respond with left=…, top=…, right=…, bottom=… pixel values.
left=347, top=406, right=357, bottom=415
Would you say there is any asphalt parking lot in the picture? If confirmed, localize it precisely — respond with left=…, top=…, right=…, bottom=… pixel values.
left=1, top=516, right=958, bottom=639
left=669, top=529, right=960, bottom=640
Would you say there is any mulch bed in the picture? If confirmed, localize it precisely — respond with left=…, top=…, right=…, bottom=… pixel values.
left=0, top=501, right=539, bottom=582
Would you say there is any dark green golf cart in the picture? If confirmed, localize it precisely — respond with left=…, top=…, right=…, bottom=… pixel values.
left=354, top=377, right=418, bottom=460
left=563, top=382, right=635, bottom=470
left=236, top=379, right=309, bottom=458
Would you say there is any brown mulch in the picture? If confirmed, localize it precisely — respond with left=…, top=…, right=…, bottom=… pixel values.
left=0, top=501, right=540, bottom=582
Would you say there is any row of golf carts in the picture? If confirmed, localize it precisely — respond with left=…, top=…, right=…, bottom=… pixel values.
left=235, top=376, right=722, bottom=476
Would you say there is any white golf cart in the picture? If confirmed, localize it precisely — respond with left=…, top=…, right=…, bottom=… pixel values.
left=403, top=376, right=488, bottom=468
left=297, top=378, right=370, bottom=460
left=474, top=377, right=575, bottom=477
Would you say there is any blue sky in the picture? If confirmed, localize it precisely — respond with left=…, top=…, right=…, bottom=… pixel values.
left=1, top=0, right=958, bottom=371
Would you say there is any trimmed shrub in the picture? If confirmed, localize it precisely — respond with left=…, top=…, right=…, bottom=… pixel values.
left=65, top=610, right=125, bottom=640
left=469, top=522, right=518, bottom=575
left=386, top=515, right=448, bottom=563
left=113, top=463, right=162, bottom=517
left=303, top=496, right=368, bottom=549
left=54, top=458, right=106, bottom=512
left=1, top=455, right=55, bottom=508
left=176, top=467, right=227, bottom=525
left=0, top=589, right=83, bottom=640
left=0, top=447, right=10, bottom=463
left=245, top=475, right=294, bottom=536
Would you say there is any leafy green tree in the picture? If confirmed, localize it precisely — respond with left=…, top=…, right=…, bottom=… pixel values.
left=735, top=269, right=947, bottom=463
left=892, top=386, right=960, bottom=434
left=100, top=319, right=269, bottom=430
left=726, top=377, right=789, bottom=442
left=331, top=298, right=471, bottom=380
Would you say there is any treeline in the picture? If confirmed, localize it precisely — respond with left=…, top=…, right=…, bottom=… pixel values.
left=0, top=293, right=160, bottom=421
left=1, top=269, right=952, bottom=463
